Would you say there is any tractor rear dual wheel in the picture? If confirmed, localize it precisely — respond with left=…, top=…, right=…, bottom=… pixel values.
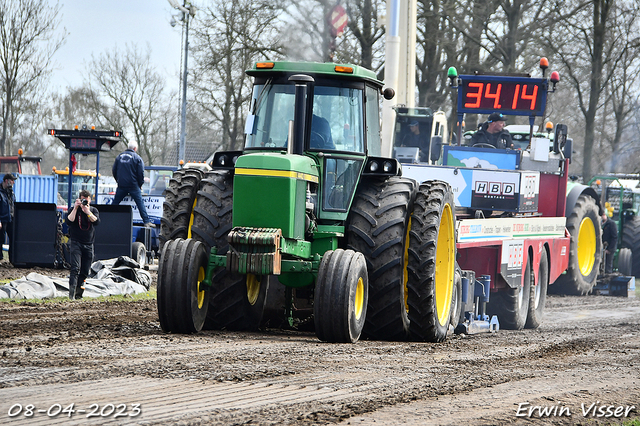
left=551, top=194, right=601, bottom=295
left=157, top=238, right=210, bottom=333
left=347, top=177, right=417, bottom=341
left=314, top=249, right=368, bottom=343
left=159, top=168, right=205, bottom=250
left=406, top=181, right=456, bottom=342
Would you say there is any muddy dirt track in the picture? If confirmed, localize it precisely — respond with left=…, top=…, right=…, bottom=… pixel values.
left=0, top=263, right=639, bottom=426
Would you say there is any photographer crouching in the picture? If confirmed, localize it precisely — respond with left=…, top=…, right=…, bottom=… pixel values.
left=66, top=190, right=100, bottom=299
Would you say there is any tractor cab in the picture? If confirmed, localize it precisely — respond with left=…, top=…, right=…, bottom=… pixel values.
left=392, top=106, right=448, bottom=164
left=212, top=61, right=397, bottom=228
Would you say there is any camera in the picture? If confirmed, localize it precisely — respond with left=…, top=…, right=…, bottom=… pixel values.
left=81, top=199, right=88, bottom=206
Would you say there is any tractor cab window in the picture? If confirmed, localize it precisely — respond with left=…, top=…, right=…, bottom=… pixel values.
left=245, top=82, right=365, bottom=154
left=0, top=160, right=18, bottom=174
left=311, top=86, right=364, bottom=153
left=19, top=159, right=39, bottom=175
left=245, top=83, right=295, bottom=149
left=323, top=157, right=363, bottom=211
left=365, top=85, right=381, bottom=156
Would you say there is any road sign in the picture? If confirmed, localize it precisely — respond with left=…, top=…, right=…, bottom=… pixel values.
left=329, top=4, right=348, bottom=37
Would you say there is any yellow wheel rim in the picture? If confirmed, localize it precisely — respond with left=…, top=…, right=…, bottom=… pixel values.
left=187, top=196, right=198, bottom=238
left=403, top=217, right=412, bottom=312
left=577, top=217, right=596, bottom=276
left=196, top=265, right=206, bottom=309
left=435, top=204, right=455, bottom=326
left=355, top=277, right=364, bottom=320
left=246, top=274, right=261, bottom=305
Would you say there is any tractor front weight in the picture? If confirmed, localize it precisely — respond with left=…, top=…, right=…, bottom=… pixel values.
left=202, top=226, right=324, bottom=291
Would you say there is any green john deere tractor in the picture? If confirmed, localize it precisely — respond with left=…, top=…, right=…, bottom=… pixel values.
left=157, top=61, right=457, bottom=343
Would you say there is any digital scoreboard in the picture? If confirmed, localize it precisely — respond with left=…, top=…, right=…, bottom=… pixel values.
left=48, top=128, right=122, bottom=152
left=457, top=75, right=549, bottom=116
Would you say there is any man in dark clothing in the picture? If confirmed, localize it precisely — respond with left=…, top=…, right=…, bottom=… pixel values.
left=112, top=140, right=154, bottom=227
left=66, top=190, right=100, bottom=299
left=470, top=112, right=514, bottom=149
left=602, top=213, right=618, bottom=274
left=401, top=121, right=428, bottom=161
left=0, top=173, right=16, bottom=261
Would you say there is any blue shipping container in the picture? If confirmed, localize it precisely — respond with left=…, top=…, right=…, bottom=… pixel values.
left=13, top=175, right=57, bottom=204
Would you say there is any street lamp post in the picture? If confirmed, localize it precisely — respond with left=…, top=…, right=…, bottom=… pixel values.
left=168, top=0, right=196, bottom=165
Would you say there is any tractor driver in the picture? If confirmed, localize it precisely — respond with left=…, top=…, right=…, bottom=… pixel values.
left=470, top=112, right=514, bottom=149
left=310, top=114, right=335, bottom=150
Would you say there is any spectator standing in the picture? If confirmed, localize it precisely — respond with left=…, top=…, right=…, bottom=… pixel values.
left=601, top=213, right=618, bottom=274
left=0, top=173, right=16, bottom=261
left=112, top=140, right=154, bottom=227
left=66, top=190, right=100, bottom=299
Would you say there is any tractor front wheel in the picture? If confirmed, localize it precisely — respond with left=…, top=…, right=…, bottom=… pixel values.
left=314, top=249, right=368, bottom=343
left=157, top=238, right=210, bottom=333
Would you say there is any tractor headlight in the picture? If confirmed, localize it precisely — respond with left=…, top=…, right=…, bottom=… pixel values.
left=211, top=151, right=243, bottom=170
left=362, top=157, right=400, bottom=176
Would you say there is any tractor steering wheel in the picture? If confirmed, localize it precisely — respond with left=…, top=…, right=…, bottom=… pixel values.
left=472, top=143, right=497, bottom=149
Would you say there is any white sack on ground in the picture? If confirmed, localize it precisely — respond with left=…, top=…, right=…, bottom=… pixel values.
left=0, top=256, right=150, bottom=300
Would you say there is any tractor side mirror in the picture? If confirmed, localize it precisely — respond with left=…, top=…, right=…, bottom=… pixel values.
left=382, top=87, right=395, bottom=100
left=563, top=138, right=573, bottom=162
left=553, top=123, right=568, bottom=154
left=430, top=135, right=443, bottom=162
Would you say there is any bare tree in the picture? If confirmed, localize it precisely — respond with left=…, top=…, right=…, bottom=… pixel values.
left=190, top=0, right=286, bottom=152
left=545, top=0, right=619, bottom=180
left=0, top=0, right=65, bottom=155
left=86, top=43, right=170, bottom=165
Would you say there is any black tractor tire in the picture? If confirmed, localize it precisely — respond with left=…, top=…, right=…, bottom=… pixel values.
left=157, top=238, right=210, bottom=333
left=488, top=253, right=532, bottom=330
left=159, top=168, right=205, bottom=250
left=525, top=248, right=549, bottom=329
left=206, top=272, right=269, bottom=331
left=551, top=194, right=602, bottom=295
left=617, top=247, right=633, bottom=276
left=314, top=249, right=368, bottom=343
left=190, top=171, right=234, bottom=254
left=621, top=218, right=640, bottom=277
left=186, top=171, right=269, bottom=331
left=407, top=181, right=456, bottom=342
left=131, top=241, right=146, bottom=268
left=347, top=176, right=417, bottom=341
left=450, top=268, right=463, bottom=331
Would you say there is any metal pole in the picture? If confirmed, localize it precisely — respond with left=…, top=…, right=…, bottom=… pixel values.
left=178, top=8, right=190, bottom=166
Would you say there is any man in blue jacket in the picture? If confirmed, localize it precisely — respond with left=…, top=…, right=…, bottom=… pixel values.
left=0, top=173, right=16, bottom=261
left=112, top=140, right=154, bottom=227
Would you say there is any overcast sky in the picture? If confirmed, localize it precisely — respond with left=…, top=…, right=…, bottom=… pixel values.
left=49, top=0, right=184, bottom=93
